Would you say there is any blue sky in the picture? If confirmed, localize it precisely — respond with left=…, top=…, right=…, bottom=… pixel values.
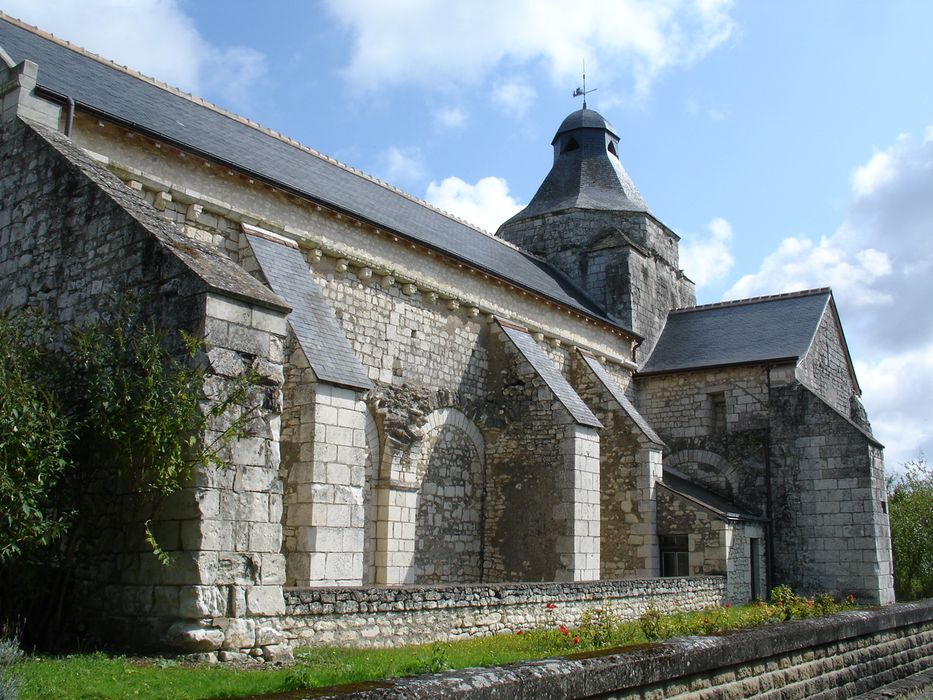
left=3, top=0, right=931, bottom=471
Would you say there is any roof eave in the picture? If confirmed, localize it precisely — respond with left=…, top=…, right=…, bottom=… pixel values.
left=637, top=357, right=799, bottom=378
left=61, top=99, right=639, bottom=344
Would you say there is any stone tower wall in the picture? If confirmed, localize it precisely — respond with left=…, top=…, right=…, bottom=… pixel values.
left=499, top=209, right=695, bottom=361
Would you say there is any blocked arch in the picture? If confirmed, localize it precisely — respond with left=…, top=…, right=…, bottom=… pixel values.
left=412, top=407, right=485, bottom=470
left=664, top=449, right=742, bottom=498
left=410, top=408, right=486, bottom=584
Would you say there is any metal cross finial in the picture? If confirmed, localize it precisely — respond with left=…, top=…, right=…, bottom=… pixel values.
left=572, top=60, right=597, bottom=109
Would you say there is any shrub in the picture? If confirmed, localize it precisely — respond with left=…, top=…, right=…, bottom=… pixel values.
left=0, top=634, right=22, bottom=700
left=887, top=456, right=933, bottom=599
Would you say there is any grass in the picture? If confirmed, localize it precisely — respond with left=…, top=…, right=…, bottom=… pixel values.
left=9, top=591, right=859, bottom=700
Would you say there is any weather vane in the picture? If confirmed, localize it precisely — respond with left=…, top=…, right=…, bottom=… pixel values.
left=572, top=60, right=597, bottom=109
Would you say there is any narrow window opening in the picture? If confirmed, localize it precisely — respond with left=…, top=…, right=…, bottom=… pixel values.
left=710, top=391, right=726, bottom=433
left=607, top=141, right=618, bottom=157
left=561, top=136, right=579, bottom=153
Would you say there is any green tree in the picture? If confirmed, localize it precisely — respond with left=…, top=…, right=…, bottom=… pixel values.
left=887, top=456, right=933, bottom=600
left=0, top=314, right=72, bottom=562
left=0, top=306, right=261, bottom=644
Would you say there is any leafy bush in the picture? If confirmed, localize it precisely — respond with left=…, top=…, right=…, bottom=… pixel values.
left=639, top=607, right=664, bottom=641
left=0, top=306, right=262, bottom=641
left=0, top=314, right=72, bottom=562
left=0, top=634, right=22, bottom=700
left=887, top=456, right=933, bottom=599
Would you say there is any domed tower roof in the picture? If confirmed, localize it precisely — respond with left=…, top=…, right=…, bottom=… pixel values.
left=554, top=107, right=620, bottom=139
left=501, top=107, right=648, bottom=225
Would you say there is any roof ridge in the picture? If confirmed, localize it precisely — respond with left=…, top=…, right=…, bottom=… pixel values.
left=0, top=12, right=514, bottom=244
left=670, top=287, right=831, bottom=314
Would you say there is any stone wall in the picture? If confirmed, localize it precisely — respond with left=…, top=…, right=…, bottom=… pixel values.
left=279, top=577, right=725, bottom=648
left=497, top=209, right=695, bottom=361
left=0, top=113, right=293, bottom=652
left=317, top=600, right=933, bottom=699
left=655, top=486, right=768, bottom=603
left=637, top=366, right=770, bottom=515
left=572, top=353, right=660, bottom=578
left=769, top=382, right=894, bottom=604
left=483, top=329, right=600, bottom=582
left=796, top=303, right=858, bottom=417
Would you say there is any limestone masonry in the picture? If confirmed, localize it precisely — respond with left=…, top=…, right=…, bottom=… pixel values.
left=0, top=14, right=894, bottom=658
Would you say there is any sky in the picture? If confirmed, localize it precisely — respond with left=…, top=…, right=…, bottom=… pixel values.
left=3, top=0, right=932, bottom=473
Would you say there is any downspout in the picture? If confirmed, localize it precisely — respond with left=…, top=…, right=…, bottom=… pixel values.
left=764, top=364, right=776, bottom=595
left=33, top=86, right=75, bottom=138
left=63, top=96, right=74, bottom=137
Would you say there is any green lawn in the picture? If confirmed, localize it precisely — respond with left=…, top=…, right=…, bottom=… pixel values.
left=8, top=593, right=855, bottom=700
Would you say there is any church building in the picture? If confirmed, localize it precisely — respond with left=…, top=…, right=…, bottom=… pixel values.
left=0, top=15, right=894, bottom=656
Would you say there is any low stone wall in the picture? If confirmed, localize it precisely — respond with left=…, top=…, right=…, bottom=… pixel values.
left=306, top=599, right=933, bottom=699
left=274, top=577, right=725, bottom=647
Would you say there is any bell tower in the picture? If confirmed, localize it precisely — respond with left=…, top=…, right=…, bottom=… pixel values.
left=497, top=108, right=695, bottom=361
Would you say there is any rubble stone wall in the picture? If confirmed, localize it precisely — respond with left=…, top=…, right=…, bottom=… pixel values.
left=279, top=576, right=725, bottom=648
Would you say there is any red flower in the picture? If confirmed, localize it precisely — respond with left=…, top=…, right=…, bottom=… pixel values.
left=516, top=629, right=524, bottom=635
left=545, top=603, right=557, bottom=610
left=724, top=603, right=732, bottom=608
left=572, top=635, right=581, bottom=646
left=559, top=625, right=569, bottom=636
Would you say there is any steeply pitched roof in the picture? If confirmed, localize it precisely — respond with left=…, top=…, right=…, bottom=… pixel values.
left=503, top=107, right=648, bottom=225
left=0, top=15, right=628, bottom=334
left=498, top=322, right=602, bottom=429
left=578, top=351, right=664, bottom=446
left=641, top=289, right=832, bottom=375
left=661, top=470, right=765, bottom=522
left=245, top=227, right=371, bottom=391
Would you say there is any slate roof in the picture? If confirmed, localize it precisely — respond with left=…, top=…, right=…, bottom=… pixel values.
left=245, top=228, right=371, bottom=391
left=554, top=108, right=620, bottom=140
left=497, top=322, right=602, bottom=428
left=640, top=289, right=832, bottom=376
left=579, top=352, right=663, bottom=446
left=661, top=470, right=765, bottom=522
left=0, top=15, right=627, bottom=333
left=503, top=107, right=649, bottom=225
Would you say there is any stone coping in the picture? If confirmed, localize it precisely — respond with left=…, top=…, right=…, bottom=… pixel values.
left=284, top=577, right=724, bottom=615
left=302, top=599, right=933, bottom=699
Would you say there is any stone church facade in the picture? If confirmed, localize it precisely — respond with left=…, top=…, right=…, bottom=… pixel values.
left=0, top=15, right=893, bottom=655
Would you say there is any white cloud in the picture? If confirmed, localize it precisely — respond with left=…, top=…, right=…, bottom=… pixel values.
left=425, top=176, right=523, bottom=233
left=851, top=150, right=896, bottom=198
left=493, top=79, right=537, bottom=116
left=434, top=105, right=466, bottom=129
left=2, top=0, right=266, bottom=106
left=325, top=0, right=735, bottom=96
left=727, top=235, right=892, bottom=308
left=681, top=217, right=735, bottom=287
left=726, top=128, right=933, bottom=470
left=378, top=146, right=426, bottom=185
